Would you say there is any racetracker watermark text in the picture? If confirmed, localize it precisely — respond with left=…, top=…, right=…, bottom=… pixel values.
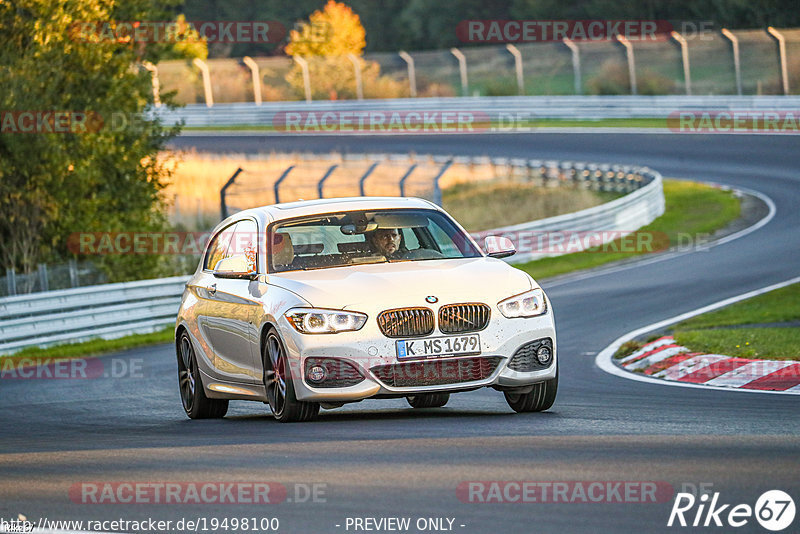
left=69, top=21, right=286, bottom=43
left=457, top=481, right=674, bottom=503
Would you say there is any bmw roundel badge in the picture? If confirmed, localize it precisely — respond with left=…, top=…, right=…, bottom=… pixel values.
left=425, top=296, right=438, bottom=303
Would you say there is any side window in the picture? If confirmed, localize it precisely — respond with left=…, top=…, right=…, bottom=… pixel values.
left=427, top=221, right=460, bottom=256
left=231, top=219, right=258, bottom=272
left=402, top=228, right=420, bottom=250
left=204, top=223, right=238, bottom=271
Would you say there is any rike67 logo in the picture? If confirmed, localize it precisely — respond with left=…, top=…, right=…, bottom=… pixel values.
left=668, top=490, right=795, bottom=531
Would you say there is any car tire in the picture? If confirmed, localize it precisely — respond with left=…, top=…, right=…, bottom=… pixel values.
left=503, top=366, right=558, bottom=413
left=406, top=393, right=450, bottom=408
left=177, top=330, right=229, bottom=419
left=263, top=327, right=320, bottom=423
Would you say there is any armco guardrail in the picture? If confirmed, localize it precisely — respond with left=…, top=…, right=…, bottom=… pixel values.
left=0, top=276, right=189, bottom=354
left=475, top=168, right=664, bottom=264
left=0, top=164, right=663, bottom=355
left=155, top=95, right=800, bottom=128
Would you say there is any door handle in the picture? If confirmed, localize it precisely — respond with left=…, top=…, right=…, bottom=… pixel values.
left=209, top=283, right=217, bottom=295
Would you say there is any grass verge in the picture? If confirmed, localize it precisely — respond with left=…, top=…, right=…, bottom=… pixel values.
left=516, top=180, right=741, bottom=280
left=2, top=327, right=173, bottom=365
left=672, top=283, right=800, bottom=360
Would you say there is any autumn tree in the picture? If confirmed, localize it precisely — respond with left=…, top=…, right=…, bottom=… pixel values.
left=285, top=1, right=406, bottom=100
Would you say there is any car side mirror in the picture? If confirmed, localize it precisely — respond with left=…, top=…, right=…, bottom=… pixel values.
left=214, top=254, right=257, bottom=280
left=484, top=236, right=516, bottom=259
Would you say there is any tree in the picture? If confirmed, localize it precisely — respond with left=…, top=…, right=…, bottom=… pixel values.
left=285, top=1, right=370, bottom=100
left=0, top=0, right=188, bottom=281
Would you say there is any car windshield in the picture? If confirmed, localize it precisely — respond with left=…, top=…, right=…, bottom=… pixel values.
left=269, top=208, right=482, bottom=273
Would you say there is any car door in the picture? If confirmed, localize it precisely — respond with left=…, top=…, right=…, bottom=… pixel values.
left=194, top=219, right=261, bottom=384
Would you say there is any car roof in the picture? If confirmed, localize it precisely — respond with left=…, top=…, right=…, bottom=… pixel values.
left=234, top=197, right=441, bottom=224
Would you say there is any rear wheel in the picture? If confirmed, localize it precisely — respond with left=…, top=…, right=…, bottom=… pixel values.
left=504, top=367, right=558, bottom=413
left=406, top=393, right=450, bottom=409
left=177, top=330, right=228, bottom=419
left=263, top=328, right=320, bottom=423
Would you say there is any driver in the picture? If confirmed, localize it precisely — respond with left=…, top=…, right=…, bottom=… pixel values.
left=368, top=228, right=403, bottom=258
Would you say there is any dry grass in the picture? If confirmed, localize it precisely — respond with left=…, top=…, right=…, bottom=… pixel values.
left=442, top=181, right=609, bottom=231
left=162, top=151, right=611, bottom=231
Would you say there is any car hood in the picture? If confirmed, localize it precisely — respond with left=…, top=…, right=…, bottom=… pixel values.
left=268, top=257, right=534, bottom=310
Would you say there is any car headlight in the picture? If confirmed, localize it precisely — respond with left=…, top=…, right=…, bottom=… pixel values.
left=497, top=288, right=547, bottom=318
left=285, top=308, right=368, bottom=334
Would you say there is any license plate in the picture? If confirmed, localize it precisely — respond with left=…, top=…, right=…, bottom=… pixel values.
left=396, top=334, right=481, bottom=359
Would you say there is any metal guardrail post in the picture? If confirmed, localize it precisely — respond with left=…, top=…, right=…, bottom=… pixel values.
left=721, top=29, right=743, bottom=96
left=347, top=54, right=364, bottom=100
left=192, top=58, right=214, bottom=107
left=450, top=48, right=469, bottom=96
left=6, top=268, right=15, bottom=296
left=68, top=260, right=79, bottom=288
left=431, top=159, right=453, bottom=206
left=671, top=31, right=692, bottom=96
left=398, top=164, right=417, bottom=196
left=562, top=39, right=582, bottom=95
left=242, top=56, right=262, bottom=106
left=38, top=263, right=49, bottom=292
left=293, top=56, right=312, bottom=102
left=316, top=164, right=339, bottom=199
left=358, top=162, right=379, bottom=196
left=219, top=167, right=244, bottom=220
left=141, top=61, right=161, bottom=107
left=767, top=27, right=790, bottom=95
left=398, top=51, right=417, bottom=97
left=273, top=165, right=296, bottom=204
left=505, top=44, right=524, bottom=95
left=616, top=35, right=637, bottom=95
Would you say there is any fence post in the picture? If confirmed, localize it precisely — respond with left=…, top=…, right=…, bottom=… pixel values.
left=432, top=159, right=454, bottom=206
left=616, top=35, right=637, bottom=95
left=505, top=44, right=524, bottom=95
left=38, top=263, right=49, bottom=292
left=347, top=54, right=364, bottom=100
left=6, top=267, right=16, bottom=296
left=242, top=56, right=262, bottom=105
left=69, top=259, right=79, bottom=288
left=767, top=27, right=790, bottom=95
left=141, top=61, right=161, bottom=107
left=192, top=58, right=214, bottom=107
left=671, top=31, right=692, bottom=96
left=219, top=167, right=244, bottom=220
left=398, top=164, right=418, bottom=196
left=399, top=51, right=417, bottom=97
left=317, top=164, right=339, bottom=199
left=721, top=29, right=743, bottom=96
left=293, top=56, right=312, bottom=102
left=450, top=48, right=469, bottom=96
left=273, top=165, right=296, bottom=204
left=358, top=162, right=380, bottom=196
left=562, top=39, right=582, bottom=95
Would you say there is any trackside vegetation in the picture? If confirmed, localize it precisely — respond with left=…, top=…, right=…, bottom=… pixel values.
left=516, top=180, right=741, bottom=280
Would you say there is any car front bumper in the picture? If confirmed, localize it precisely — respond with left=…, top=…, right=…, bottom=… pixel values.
left=278, top=312, right=557, bottom=403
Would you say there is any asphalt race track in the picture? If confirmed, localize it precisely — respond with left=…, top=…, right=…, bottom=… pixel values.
left=2, top=133, right=799, bottom=534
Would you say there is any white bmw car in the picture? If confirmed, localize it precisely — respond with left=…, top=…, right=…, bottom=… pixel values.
left=175, top=197, right=557, bottom=422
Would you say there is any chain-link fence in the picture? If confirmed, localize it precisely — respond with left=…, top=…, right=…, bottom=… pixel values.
left=1, top=261, right=107, bottom=297
left=154, top=28, right=800, bottom=105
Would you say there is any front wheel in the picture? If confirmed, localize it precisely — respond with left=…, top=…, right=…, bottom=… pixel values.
left=177, top=330, right=228, bottom=419
left=406, top=393, right=450, bottom=408
left=504, top=367, right=558, bottom=413
left=263, top=328, right=319, bottom=423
